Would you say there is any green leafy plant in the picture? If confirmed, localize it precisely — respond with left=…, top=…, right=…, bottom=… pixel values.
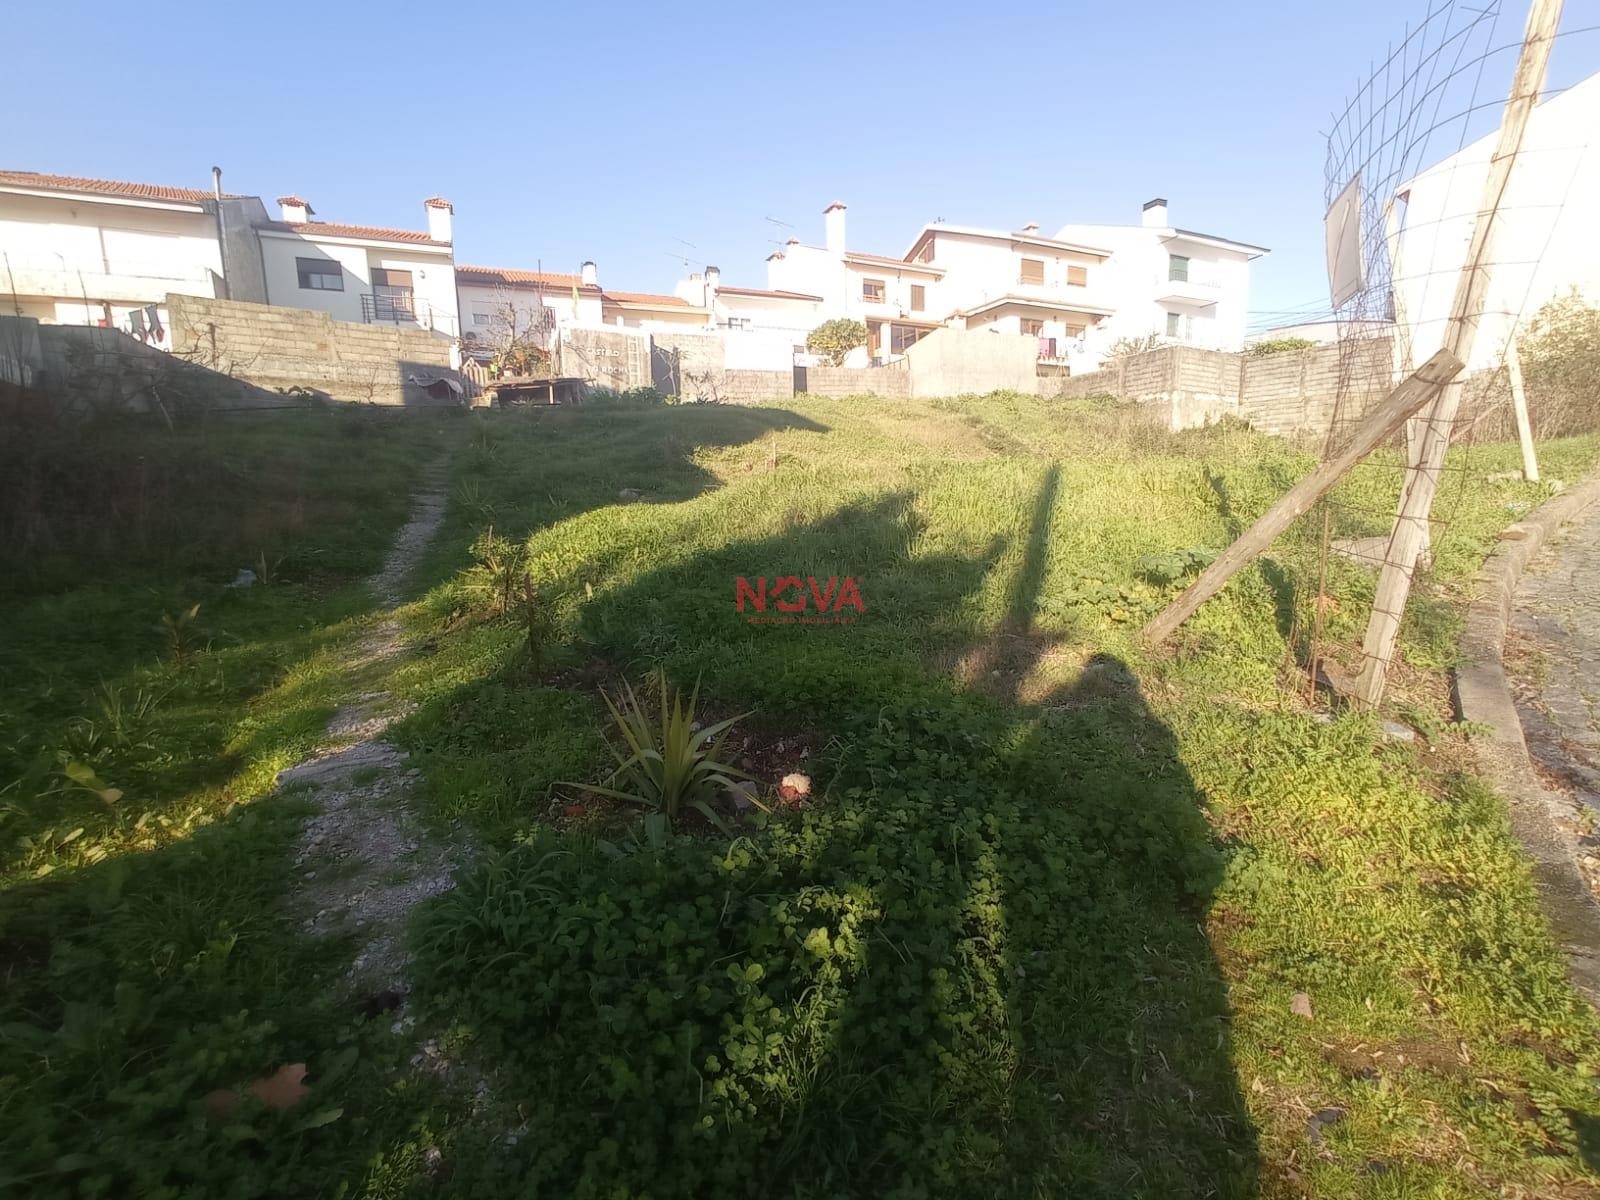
left=465, top=528, right=528, bottom=616
left=805, top=318, right=868, bottom=367
left=510, top=574, right=556, bottom=674
left=559, top=674, right=760, bottom=835
left=1135, top=545, right=1217, bottom=584
left=1248, top=336, right=1317, bottom=356
left=157, top=603, right=202, bottom=665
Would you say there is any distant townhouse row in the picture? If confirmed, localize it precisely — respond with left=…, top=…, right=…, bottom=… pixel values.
left=668, top=199, right=1268, bottom=370
left=0, top=167, right=1268, bottom=378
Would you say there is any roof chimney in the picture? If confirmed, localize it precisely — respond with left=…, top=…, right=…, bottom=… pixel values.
left=277, top=195, right=311, bottom=223
left=1142, top=198, right=1168, bottom=228
left=824, top=201, right=847, bottom=256
left=580, top=260, right=597, bottom=287
left=705, top=265, right=721, bottom=291
left=424, top=196, right=453, bottom=242
left=212, top=166, right=223, bottom=202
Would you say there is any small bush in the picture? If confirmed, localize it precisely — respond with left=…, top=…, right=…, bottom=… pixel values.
left=1248, top=336, right=1317, bottom=356
left=805, top=318, right=867, bottom=366
left=1518, top=289, right=1600, bottom=436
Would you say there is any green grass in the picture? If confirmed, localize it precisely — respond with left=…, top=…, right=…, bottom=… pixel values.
left=4, top=393, right=1599, bottom=1198
left=0, top=408, right=464, bottom=1197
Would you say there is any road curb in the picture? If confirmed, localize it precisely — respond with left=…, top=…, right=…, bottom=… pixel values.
left=1454, top=472, right=1600, bottom=1001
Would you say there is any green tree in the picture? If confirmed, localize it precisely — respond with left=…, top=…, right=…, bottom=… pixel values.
left=806, top=318, right=868, bottom=367
left=1519, top=289, right=1600, bottom=436
left=1247, top=336, right=1317, bottom=356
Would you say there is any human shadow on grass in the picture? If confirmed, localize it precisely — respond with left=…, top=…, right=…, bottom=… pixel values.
left=411, top=483, right=1258, bottom=1198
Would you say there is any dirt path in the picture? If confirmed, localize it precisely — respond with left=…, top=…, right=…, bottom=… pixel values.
left=1507, top=498, right=1600, bottom=903
left=278, top=464, right=458, bottom=992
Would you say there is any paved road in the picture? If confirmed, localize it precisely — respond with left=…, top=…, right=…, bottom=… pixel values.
left=1509, top=499, right=1600, bottom=814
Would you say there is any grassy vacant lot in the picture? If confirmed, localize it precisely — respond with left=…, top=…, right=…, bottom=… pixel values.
left=3, top=392, right=1599, bottom=1198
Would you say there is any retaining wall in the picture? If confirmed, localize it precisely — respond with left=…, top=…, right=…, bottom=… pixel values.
left=168, top=293, right=461, bottom=406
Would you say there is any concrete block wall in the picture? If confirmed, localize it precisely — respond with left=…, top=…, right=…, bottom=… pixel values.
left=651, top=331, right=726, bottom=402
left=720, top=369, right=794, bottom=404
left=1, top=313, right=284, bottom=414
left=563, top=327, right=651, bottom=391
left=795, top=363, right=911, bottom=399
left=168, top=294, right=458, bottom=405
left=903, top=327, right=1040, bottom=398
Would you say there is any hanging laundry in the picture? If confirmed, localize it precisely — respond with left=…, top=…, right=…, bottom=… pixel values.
left=128, top=308, right=148, bottom=339
left=144, top=304, right=165, bottom=343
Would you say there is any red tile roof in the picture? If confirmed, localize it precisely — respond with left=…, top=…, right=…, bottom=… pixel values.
left=0, top=169, right=226, bottom=204
left=276, top=194, right=310, bottom=207
left=261, top=219, right=445, bottom=245
left=424, top=196, right=452, bottom=210
left=603, top=290, right=693, bottom=307
left=715, top=286, right=823, bottom=301
left=457, top=264, right=599, bottom=291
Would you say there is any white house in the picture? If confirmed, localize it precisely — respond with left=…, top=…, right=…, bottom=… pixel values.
left=1056, top=199, right=1266, bottom=359
left=1390, top=69, right=1600, bottom=372
left=456, top=263, right=603, bottom=354
left=0, top=168, right=461, bottom=347
left=898, top=220, right=1114, bottom=361
left=258, top=195, right=460, bottom=337
left=0, top=168, right=270, bottom=347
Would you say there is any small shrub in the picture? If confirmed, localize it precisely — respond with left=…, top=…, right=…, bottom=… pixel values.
left=157, top=603, right=202, bottom=665
left=805, top=318, right=868, bottom=366
left=1248, top=336, right=1317, bottom=356
left=1518, top=289, right=1600, bottom=436
left=559, top=673, right=758, bottom=835
left=465, top=528, right=527, bottom=616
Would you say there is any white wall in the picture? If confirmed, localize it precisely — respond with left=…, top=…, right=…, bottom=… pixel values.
left=260, top=230, right=459, bottom=335
left=457, top=280, right=598, bottom=342
left=0, top=191, right=222, bottom=316
left=1054, top=219, right=1257, bottom=360
left=1395, top=71, right=1600, bottom=371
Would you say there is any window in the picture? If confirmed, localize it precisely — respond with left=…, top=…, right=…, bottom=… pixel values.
left=1065, top=322, right=1086, bottom=338
left=371, top=267, right=414, bottom=292
left=890, top=324, right=926, bottom=354
left=1019, top=258, right=1045, bottom=286
left=723, top=317, right=751, bottom=330
left=472, top=312, right=492, bottom=326
left=1020, top=317, right=1045, bottom=337
left=914, top=239, right=935, bottom=264
left=862, top=278, right=885, bottom=303
left=910, top=284, right=926, bottom=312
left=1165, top=311, right=1183, bottom=337
left=1168, top=254, right=1190, bottom=282
left=1066, top=265, right=1087, bottom=287
left=296, top=257, right=342, bottom=291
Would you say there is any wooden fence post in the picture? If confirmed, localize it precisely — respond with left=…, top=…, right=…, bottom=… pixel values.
left=1351, top=0, right=1563, bottom=707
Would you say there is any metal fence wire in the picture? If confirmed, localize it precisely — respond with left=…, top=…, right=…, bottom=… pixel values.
left=1283, top=0, right=1598, bottom=707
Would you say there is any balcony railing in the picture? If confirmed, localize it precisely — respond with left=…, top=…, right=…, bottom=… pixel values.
left=361, top=289, right=416, bottom=323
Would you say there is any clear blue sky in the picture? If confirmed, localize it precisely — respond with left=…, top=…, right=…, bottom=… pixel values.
left=10, top=1, right=1594, bottom=330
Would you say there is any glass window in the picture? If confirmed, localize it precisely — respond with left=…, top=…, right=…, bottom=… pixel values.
left=296, top=257, right=343, bottom=291
left=472, top=312, right=492, bottom=326
left=1165, top=311, right=1182, bottom=337
left=1067, top=265, right=1087, bottom=287
left=1019, top=258, right=1044, bottom=285
left=910, top=284, right=925, bottom=311
left=1168, top=255, right=1190, bottom=282
left=890, top=324, right=925, bottom=354
left=1020, top=317, right=1044, bottom=336
left=862, top=279, right=886, bottom=303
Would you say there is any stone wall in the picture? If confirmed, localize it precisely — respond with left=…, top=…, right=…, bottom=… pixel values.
left=1055, top=337, right=1403, bottom=437
left=720, top=369, right=794, bottom=404
left=562, top=327, right=651, bottom=391
left=0, top=313, right=283, bottom=414
left=794, top=363, right=911, bottom=399
left=167, top=293, right=461, bottom=406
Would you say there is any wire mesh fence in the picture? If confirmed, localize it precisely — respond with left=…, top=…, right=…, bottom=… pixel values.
left=1290, top=0, right=1598, bottom=707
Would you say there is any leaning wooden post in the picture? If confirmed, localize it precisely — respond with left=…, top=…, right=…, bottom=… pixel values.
left=1143, top=349, right=1463, bottom=645
left=1351, top=0, right=1562, bottom=708
left=1506, top=335, right=1540, bottom=481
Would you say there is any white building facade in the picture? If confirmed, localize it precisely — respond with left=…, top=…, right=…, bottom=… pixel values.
left=1, top=169, right=460, bottom=348
left=1056, top=199, right=1264, bottom=360
left=1391, top=70, right=1600, bottom=372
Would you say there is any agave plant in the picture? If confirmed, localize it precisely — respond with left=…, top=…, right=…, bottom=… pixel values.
left=562, top=673, right=761, bottom=835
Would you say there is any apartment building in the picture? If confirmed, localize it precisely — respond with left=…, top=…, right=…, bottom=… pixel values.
left=0, top=168, right=460, bottom=345
left=1056, top=199, right=1265, bottom=355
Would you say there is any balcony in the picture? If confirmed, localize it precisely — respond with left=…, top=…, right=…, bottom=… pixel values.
left=361, top=288, right=416, bottom=324
left=1156, top=271, right=1222, bottom=309
left=0, top=252, right=217, bottom=304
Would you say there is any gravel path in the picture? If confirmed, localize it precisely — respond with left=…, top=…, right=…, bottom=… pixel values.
left=1507, top=498, right=1600, bottom=900
left=278, top=463, right=458, bottom=991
